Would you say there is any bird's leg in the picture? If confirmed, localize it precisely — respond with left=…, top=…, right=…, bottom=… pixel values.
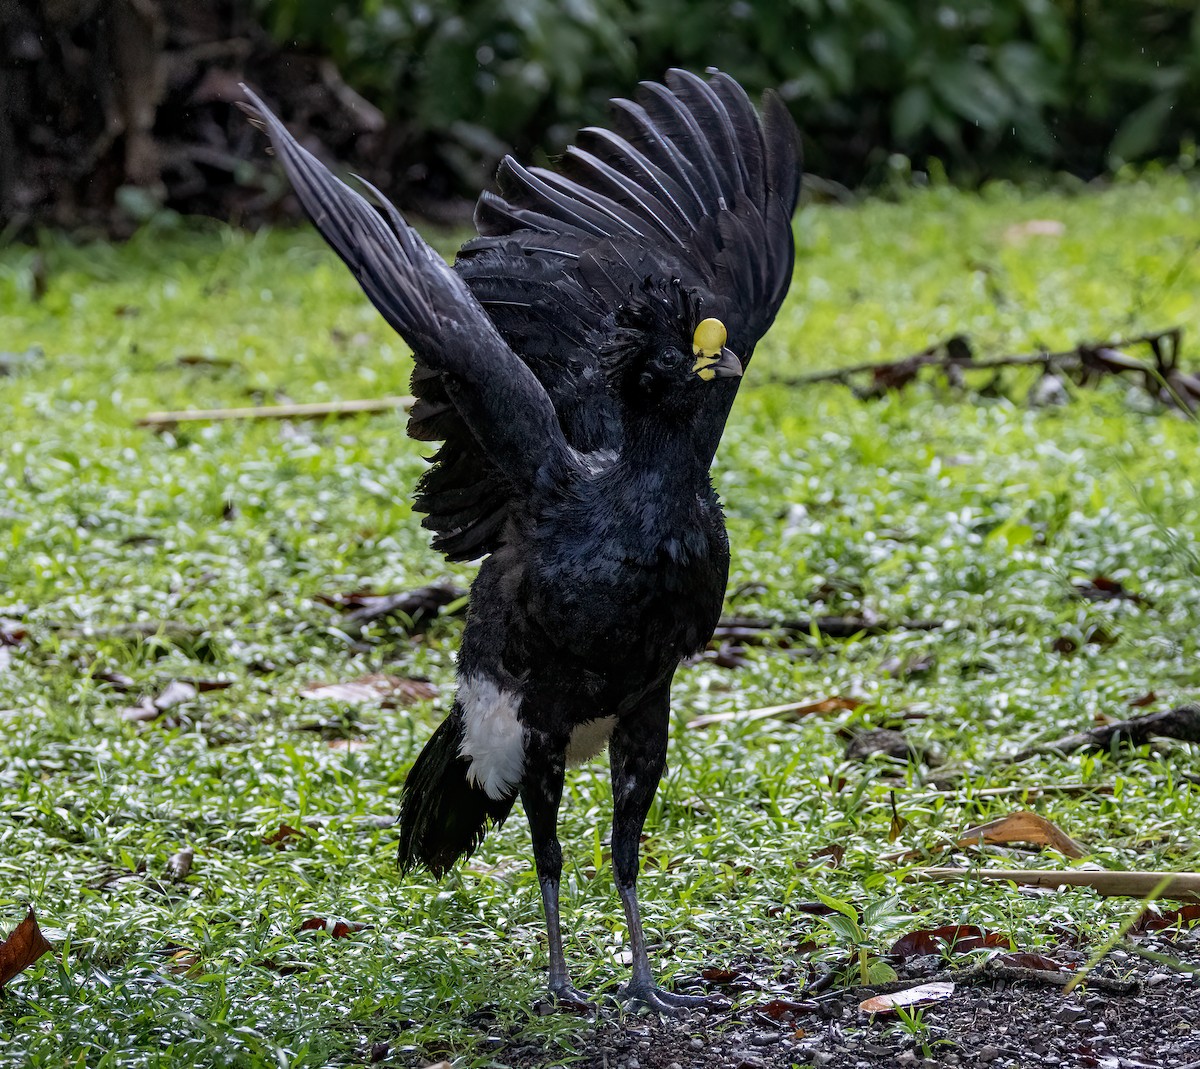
left=610, top=708, right=716, bottom=1014
left=521, top=748, right=591, bottom=1008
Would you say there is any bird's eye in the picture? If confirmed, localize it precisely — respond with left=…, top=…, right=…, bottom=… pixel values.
left=692, top=318, right=728, bottom=358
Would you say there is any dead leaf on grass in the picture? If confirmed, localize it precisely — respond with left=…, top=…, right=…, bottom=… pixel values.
left=264, top=824, right=306, bottom=848
left=1131, top=903, right=1200, bottom=933
left=760, top=998, right=816, bottom=1020
left=300, top=673, right=437, bottom=707
left=859, top=981, right=955, bottom=1014
left=890, top=925, right=1007, bottom=960
left=958, top=810, right=1088, bottom=859
left=1003, top=219, right=1065, bottom=243
left=297, top=917, right=370, bottom=938
left=994, top=951, right=1069, bottom=974
left=688, top=694, right=860, bottom=729
left=0, top=908, right=54, bottom=988
left=167, top=848, right=194, bottom=881
left=701, top=967, right=741, bottom=983
left=120, top=679, right=232, bottom=722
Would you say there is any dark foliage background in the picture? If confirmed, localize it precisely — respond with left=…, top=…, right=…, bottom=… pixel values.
left=1, top=0, right=1198, bottom=233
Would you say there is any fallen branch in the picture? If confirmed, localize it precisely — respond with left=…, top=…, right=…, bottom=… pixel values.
left=1012, top=703, right=1200, bottom=762
left=716, top=614, right=948, bottom=641
left=780, top=327, right=1197, bottom=411
left=908, top=867, right=1200, bottom=902
left=136, top=396, right=414, bottom=428
left=865, top=955, right=1138, bottom=997
left=688, top=695, right=860, bottom=730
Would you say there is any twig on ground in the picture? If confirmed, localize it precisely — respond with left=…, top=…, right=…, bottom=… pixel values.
left=136, top=396, right=414, bottom=428
left=716, top=614, right=948, bottom=640
left=865, top=955, right=1139, bottom=997
left=778, top=327, right=1197, bottom=410
left=908, top=867, right=1200, bottom=902
left=1012, top=703, right=1200, bottom=762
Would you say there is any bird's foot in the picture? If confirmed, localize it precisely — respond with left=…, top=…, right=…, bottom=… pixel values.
left=621, top=982, right=726, bottom=1016
left=540, top=981, right=596, bottom=1016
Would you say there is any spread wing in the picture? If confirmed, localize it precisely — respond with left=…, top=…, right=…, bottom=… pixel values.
left=409, top=68, right=802, bottom=559
left=240, top=86, right=572, bottom=531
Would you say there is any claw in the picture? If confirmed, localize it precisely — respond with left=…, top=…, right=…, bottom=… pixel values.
left=543, top=982, right=597, bottom=1016
left=621, top=983, right=726, bottom=1015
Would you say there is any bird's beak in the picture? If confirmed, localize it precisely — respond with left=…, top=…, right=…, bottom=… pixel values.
left=693, top=346, right=743, bottom=382
left=710, top=347, right=743, bottom=379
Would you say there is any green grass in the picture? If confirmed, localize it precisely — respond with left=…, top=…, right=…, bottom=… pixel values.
left=2, top=170, right=1199, bottom=1067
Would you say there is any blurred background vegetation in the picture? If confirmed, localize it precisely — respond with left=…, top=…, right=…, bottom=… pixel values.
left=2, top=0, right=1199, bottom=234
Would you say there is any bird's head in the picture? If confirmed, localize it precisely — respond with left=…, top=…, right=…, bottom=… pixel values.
left=602, top=278, right=742, bottom=413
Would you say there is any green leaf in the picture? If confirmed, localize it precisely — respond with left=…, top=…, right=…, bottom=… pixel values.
left=815, top=889, right=860, bottom=922
left=932, top=61, right=1012, bottom=130
left=1109, top=93, right=1177, bottom=166
left=893, top=85, right=931, bottom=143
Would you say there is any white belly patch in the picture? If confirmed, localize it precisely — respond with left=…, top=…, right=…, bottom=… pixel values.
left=458, top=675, right=525, bottom=800
left=566, top=716, right=617, bottom=767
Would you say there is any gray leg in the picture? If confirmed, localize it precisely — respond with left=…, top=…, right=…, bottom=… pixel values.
left=609, top=701, right=718, bottom=1013
left=521, top=745, right=591, bottom=1007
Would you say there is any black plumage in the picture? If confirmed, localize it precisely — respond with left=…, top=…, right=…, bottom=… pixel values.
left=243, top=68, right=800, bottom=1011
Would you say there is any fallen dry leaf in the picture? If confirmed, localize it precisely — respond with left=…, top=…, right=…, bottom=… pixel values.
left=890, top=925, right=1007, bottom=961
left=859, top=981, right=955, bottom=1014
left=760, top=998, right=815, bottom=1020
left=300, top=673, right=437, bottom=707
left=0, top=907, right=54, bottom=988
left=297, top=917, right=370, bottom=939
left=700, top=967, right=741, bottom=983
left=1003, top=219, right=1066, bottom=243
left=1131, top=903, right=1200, bottom=933
left=120, top=679, right=232, bottom=722
left=994, top=951, right=1069, bottom=974
left=688, top=695, right=860, bottom=729
left=957, top=810, right=1088, bottom=859
left=167, top=848, right=194, bottom=881
left=264, top=824, right=306, bottom=848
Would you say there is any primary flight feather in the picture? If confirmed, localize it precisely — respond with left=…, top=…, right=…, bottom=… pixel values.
left=243, top=68, right=800, bottom=1011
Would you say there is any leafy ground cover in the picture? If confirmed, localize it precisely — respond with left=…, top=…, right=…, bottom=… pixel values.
left=2, top=172, right=1199, bottom=1068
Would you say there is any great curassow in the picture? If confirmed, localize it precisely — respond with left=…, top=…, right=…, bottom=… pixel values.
left=242, top=68, right=800, bottom=1012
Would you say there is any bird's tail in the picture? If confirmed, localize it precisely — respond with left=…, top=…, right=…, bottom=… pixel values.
left=397, top=708, right=516, bottom=877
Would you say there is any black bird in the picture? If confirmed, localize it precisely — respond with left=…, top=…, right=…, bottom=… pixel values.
left=243, top=69, right=800, bottom=1011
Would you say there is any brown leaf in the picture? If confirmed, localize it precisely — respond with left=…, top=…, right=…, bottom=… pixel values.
left=760, top=998, right=814, bottom=1020
left=688, top=695, right=860, bottom=729
left=1072, top=575, right=1149, bottom=605
left=326, top=738, right=372, bottom=751
left=92, top=669, right=136, bottom=691
left=859, top=981, right=955, bottom=1014
left=1131, top=903, right=1200, bottom=933
left=1128, top=691, right=1159, bottom=708
left=300, top=674, right=437, bottom=707
left=701, top=967, right=741, bottom=983
left=167, top=947, right=202, bottom=975
left=956, top=810, right=1088, bottom=859
left=0, top=908, right=54, bottom=988
left=811, top=844, right=845, bottom=869
left=264, top=824, right=305, bottom=848
left=0, top=621, right=27, bottom=646
left=297, top=917, right=370, bottom=938
left=994, top=952, right=1068, bottom=974
left=120, top=679, right=200, bottom=722
left=167, top=848, right=194, bottom=881
left=890, top=925, right=1007, bottom=961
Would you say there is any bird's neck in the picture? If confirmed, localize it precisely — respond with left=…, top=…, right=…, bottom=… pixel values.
left=620, top=394, right=735, bottom=489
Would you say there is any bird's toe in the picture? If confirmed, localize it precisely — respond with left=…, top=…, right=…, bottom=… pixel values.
left=541, top=982, right=596, bottom=1015
left=621, top=983, right=725, bottom=1015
